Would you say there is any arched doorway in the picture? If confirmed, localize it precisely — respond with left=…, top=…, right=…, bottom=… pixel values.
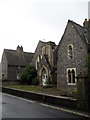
left=41, top=68, right=48, bottom=86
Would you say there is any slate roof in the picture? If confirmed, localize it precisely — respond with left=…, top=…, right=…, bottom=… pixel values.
left=56, top=20, right=89, bottom=52
left=71, top=20, right=88, bottom=44
left=4, top=49, right=34, bottom=66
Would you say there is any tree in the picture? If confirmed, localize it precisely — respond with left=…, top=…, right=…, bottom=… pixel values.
left=21, top=65, right=37, bottom=84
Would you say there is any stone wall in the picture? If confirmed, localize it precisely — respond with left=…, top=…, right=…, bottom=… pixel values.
left=1, top=51, right=8, bottom=80
left=57, top=21, right=87, bottom=89
left=8, top=65, right=25, bottom=80
left=31, top=41, right=46, bottom=67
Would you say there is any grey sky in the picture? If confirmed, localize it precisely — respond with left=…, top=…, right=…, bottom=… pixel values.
left=0, top=0, right=89, bottom=61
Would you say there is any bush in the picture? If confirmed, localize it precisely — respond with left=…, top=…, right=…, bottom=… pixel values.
left=21, top=65, right=37, bottom=84
left=31, top=77, right=39, bottom=85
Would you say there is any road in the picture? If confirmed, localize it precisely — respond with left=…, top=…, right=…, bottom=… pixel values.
left=2, top=93, right=85, bottom=118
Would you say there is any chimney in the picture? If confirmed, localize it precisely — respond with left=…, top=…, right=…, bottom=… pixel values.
left=17, top=45, right=23, bottom=54
left=88, top=19, right=90, bottom=30
left=83, top=18, right=88, bottom=28
left=83, top=18, right=90, bottom=30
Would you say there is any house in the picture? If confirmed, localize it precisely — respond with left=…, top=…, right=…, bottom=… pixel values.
left=1, top=45, right=34, bottom=81
left=56, top=19, right=90, bottom=90
left=31, top=40, right=57, bottom=86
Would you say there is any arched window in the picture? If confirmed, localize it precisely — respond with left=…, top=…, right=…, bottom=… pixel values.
left=67, top=68, right=76, bottom=85
left=68, top=45, right=73, bottom=59
left=68, top=70, right=71, bottom=83
left=72, top=69, right=75, bottom=83
left=42, top=46, right=46, bottom=55
left=36, top=56, right=40, bottom=70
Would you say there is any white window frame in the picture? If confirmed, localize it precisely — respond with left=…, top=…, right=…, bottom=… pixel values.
left=67, top=68, right=77, bottom=85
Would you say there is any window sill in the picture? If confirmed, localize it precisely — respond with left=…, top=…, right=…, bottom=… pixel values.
left=67, top=83, right=76, bottom=85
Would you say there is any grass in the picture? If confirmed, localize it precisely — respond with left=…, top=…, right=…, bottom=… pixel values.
left=3, top=84, right=77, bottom=98
left=3, top=85, right=44, bottom=92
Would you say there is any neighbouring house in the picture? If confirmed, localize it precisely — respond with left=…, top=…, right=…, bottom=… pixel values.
left=56, top=19, right=90, bottom=90
left=31, top=40, right=57, bottom=86
left=1, top=45, right=34, bottom=81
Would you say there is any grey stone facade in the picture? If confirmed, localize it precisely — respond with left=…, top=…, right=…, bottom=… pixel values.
left=31, top=40, right=57, bottom=85
left=1, top=19, right=90, bottom=89
left=57, top=20, right=88, bottom=89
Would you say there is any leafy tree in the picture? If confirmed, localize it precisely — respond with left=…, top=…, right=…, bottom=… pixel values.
left=21, top=65, right=37, bottom=84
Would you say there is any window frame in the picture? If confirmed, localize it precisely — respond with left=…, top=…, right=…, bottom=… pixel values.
left=67, top=68, right=76, bottom=85
left=67, top=44, right=74, bottom=59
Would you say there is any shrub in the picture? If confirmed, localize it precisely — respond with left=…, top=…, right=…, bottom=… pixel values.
left=21, top=65, right=37, bottom=84
left=32, top=77, right=39, bottom=85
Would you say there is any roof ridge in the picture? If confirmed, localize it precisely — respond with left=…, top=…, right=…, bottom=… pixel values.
left=4, top=48, right=34, bottom=54
left=68, top=20, right=85, bottom=29
left=4, top=49, right=16, bottom=52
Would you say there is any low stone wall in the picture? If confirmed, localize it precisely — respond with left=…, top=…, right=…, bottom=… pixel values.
left=2, top=87, right=77, bottom=110
left=2, top=80, right=21, bottom=86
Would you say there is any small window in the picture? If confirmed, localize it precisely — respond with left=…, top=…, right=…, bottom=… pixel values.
left=42, top=46, right=46, bottom=55
left=2, top=73, right=4, bottom=77
left=68, top=45, right=73, bottom=59
left=36, top=56, right=40, bottom=70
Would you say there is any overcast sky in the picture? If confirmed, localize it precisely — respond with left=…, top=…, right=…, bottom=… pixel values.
left=0, top=0, right=89, bottom=61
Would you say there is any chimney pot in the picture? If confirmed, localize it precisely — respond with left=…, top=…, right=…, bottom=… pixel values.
left=17, top=45, right=23, bottom=54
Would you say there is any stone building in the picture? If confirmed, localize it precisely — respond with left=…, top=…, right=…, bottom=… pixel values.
left=56, top=19, right=89, bottom=89
left=31, top=40, right=57, bottom=86
left=1, top=19, right=89, bottom=89
left=1, top=45, right=33, bottom=80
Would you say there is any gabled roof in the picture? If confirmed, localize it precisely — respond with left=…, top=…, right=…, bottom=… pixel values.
left=71, top=20, right=88, bottom=44
left=31, top=40, right=57, bottom=65
left=56, top=20, right=88, bottom=52
left=4, top=49, right=34, bottom=66
left=34, top=40, right=56, bottom=53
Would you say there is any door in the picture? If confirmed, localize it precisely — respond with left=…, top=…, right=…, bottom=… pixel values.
left=42, top=68, right=47, bottom=86
left=42, top=74, right=47, bottom=86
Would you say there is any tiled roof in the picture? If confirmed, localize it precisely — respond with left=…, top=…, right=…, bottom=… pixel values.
left=4, top=49, right=34, bottom=66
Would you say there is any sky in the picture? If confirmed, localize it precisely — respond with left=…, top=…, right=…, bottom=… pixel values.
left=0, top=0, right=89, bottom=62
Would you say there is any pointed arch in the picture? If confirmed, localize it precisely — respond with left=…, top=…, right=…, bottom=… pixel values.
left=68, top=44, right=73, bottom=59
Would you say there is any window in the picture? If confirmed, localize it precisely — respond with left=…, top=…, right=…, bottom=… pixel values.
left=2, top=73, right=4, bottom=79
left=68, top=45, right=73, bottom=59
left=36, top=56, right=40, bottom=70
left=67, top=68, right=76, bottom=85
left=68, top=70, right=71, bottom=83
left=72, top=69, right=75, bottom=83
left=42, top=46, right=46, bottom=55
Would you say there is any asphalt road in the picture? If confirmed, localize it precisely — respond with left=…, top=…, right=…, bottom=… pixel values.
left=2, top=93, right=85, bottom=118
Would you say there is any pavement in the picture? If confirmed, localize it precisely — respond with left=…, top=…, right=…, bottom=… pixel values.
left=1, top=93, right=89, bottom=118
